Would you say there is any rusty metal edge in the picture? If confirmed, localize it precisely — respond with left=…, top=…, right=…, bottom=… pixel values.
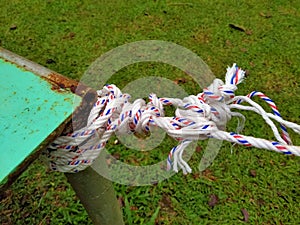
left=0, top=47, right=97, bottom=193
left=0, top=47, right=55, bottom=77
left=0, top=47, right=91, bottom=97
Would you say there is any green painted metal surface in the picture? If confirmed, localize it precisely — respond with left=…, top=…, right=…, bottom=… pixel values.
left=0, top=58, right=81, bottom=184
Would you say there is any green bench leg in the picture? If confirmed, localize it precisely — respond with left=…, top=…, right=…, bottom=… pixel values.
left=66, top=168, right=124, bottom=225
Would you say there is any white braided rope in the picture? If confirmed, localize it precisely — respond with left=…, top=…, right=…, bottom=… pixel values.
left=44, top=64, right=300, bottom=173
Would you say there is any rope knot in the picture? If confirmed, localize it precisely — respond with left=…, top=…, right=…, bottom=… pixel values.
left=43, top=63, right=300, bottom=175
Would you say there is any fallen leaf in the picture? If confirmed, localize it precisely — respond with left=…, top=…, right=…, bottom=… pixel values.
left=241, top=208, right=249, bottom=222
left=160, top=194, right=173, bottom=209
left=229, top=23, right=246, bottom=32
left=259, top=12, right=272, bottom=18
left=69, top=32, right=76, bottom=39
left=201, top=169, right=217, bottom=181
left=10, top=24, right=17, bottom=30
left=195, top=146, right=202, bottom=153
left=174, top=78, right=186, bottom=84
left=63, top=32, right=76, bottom=39
left=192, top=172, right=200, bottom=179
left=225, top=40, right=232, bottom=46
left=249, top=169, right=256, bottom=177
left=245, top=30, right=253, bottom=35
left=208, top=194, right=218, bottom=207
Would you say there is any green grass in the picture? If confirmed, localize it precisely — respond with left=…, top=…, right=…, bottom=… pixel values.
left=0, top=0, right=300, bottom=224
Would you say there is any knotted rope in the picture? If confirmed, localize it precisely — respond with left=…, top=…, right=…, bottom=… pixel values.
left=44, top=64, right=300, bottom=174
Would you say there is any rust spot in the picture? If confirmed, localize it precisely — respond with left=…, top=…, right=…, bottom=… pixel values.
left=3, top=58, right=29, bottom=72
left=44, top=73, right=92, bottom=98
left=47, top=72, right=78, bottom=93
left=70, top=85, right=76, bottom=93
left=58, top=83, right=65, bottom=88
left=64, top=97, right=72, bottom=102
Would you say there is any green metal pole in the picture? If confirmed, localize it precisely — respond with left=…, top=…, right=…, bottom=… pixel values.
left=66, top=166, right=124, bottom=225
